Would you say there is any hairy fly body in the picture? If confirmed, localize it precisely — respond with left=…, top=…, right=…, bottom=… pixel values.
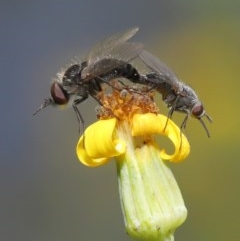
left=34, top=27, right=143, bottom=132
left=139, top=50, right=212, bottom=137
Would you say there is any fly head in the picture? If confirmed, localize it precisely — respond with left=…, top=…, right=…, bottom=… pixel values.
left=191, top=102, right=212, bottom=137
left=50, top=82, right=69, bottom=105
left=33, top=81, right=70, bottom=116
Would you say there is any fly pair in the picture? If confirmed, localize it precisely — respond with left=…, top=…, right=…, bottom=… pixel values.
left=34, top=27, right=212, bottom=136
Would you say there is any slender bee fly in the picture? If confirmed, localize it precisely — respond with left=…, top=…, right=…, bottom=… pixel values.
left=138, top=50, right=212, bottom=137
left=33, top=27, right=143, bottom=132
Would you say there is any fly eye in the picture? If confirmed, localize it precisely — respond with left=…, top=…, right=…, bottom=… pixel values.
left=191, top=103, right=204, bottom=118
left=50, top=82, right=69, bottom=105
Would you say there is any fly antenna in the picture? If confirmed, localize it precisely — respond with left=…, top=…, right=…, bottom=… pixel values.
left=198, top=117, right=211, bottom=138
left=33, top=97, right=52, bottom=115
left=205, top=113, right=213, bottom=123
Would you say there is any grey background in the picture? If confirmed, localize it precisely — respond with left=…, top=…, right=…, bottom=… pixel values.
left=1, top=1, right=240, bottom=241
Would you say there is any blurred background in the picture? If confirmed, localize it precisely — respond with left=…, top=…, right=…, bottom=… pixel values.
left=1, top=0, right=240, bottom=240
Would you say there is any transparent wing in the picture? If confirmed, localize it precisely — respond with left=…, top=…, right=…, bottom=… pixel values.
left=85, top=27, right=143, bottom=76
left=139, top=50, right=180, bottom=89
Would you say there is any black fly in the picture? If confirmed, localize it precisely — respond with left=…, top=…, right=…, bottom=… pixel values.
left=33, top=27, right=143, bottom=133
left=139, top=50, right=212, bottom=137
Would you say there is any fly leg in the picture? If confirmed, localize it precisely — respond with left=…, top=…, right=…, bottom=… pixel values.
left=178, top=114, right=189, bottom=151
left=93, top=76, right=124, bottom=92
left=72, top=95, right=88, bottom=135
left=181, top=114, right=189, bottom=131
left=163, top=95, right=180, bottom=132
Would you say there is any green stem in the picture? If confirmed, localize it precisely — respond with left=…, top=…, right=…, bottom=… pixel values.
left=115, top=122, right=187, bottom=241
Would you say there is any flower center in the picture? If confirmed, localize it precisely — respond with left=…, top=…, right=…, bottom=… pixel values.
left=97, top=81, right=159, bottom=121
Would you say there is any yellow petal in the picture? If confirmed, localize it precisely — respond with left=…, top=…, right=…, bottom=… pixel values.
left=76, top=118, right=126, bottom=167
left=131, top=113, right=190, bottom=162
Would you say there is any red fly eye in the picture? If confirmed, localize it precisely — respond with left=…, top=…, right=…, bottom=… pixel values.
left=191, top=103, right=204, bottom=118
left=50, top=82, right=69, bottom=105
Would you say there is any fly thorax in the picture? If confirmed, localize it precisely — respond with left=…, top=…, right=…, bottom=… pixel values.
left=174, top=82, right=184, bottom=94
left=80, top=67, right=89, bottom=80
left=62, top=64, right=82, bottom=85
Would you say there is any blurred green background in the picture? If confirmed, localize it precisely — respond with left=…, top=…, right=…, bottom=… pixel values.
left=1, top=1, right=240, bottom=240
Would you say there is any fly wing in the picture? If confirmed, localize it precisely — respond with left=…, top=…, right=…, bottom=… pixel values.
left=139, top=50, right=180, bottom=89
left=85, top=27, right=143, bottom=76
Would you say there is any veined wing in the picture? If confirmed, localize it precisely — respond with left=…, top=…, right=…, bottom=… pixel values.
left=85, top=27, right=143, bottom=76
left=139, top=50, right=180, bottom=90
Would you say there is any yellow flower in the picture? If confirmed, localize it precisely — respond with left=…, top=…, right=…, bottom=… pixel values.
left=76, top=85, right=190, bottom=241
left=76, top=113, right=189, bottom=166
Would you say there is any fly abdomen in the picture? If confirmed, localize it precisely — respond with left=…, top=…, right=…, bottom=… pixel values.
left=115, top=63, right=140, bottom=82
left=96, top=59, right=141, bottom=83
left=142, top=72, right=173, bottom=98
